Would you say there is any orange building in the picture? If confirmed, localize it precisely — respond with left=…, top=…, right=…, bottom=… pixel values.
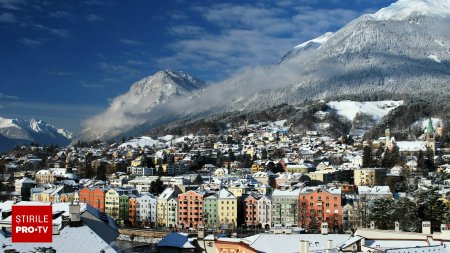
left=129, top=197, right=137, bottom=226
left=79, top=187, right=107, bottom=212
left=215, top=240, right=258, bottom=253
left=299, top=187, right=342, bottom=231
left=244, top=195, right=258, bottom=226
left=178, top=190, right=205, bottom=228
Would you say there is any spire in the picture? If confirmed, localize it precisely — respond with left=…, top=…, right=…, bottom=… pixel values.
left=426, top=118, right=435, bottom=134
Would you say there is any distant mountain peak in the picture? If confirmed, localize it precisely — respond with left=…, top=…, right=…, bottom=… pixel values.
left=0, top=116, right=73, bottom=152
left=368, top=0, right=450, bottom=20
left=80, top=69, right=207, bottom=141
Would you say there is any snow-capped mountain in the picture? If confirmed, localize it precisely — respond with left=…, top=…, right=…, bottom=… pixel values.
left=80, top=70, right=207, bottom=140
left=81, top=0, right=450, bottom=141
left=0, top=116, right=73, bottom=152
left=222, top=0, right=450, bottom=112
left=278, top=32, right=334, bottom=63
left=369, top=0, right=450, bottom=20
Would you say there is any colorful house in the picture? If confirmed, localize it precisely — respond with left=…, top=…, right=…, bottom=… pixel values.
left=299, top=186, right=342, bottom=231
left=218, top=189, right=237, bottom=228
left=178, top=190, right=205, bottom=228
left=204, top=195, right=218, bottom=228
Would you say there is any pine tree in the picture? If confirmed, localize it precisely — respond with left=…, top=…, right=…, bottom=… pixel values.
left=417, top=189, right=449, bottom=232
left=149, top=177, right=166, bottom=195
left=228, top=149, right=235, bottom=162
left=369, top=198, right=395, bottom=230
left=261, top=148, right=268, bottom=159
left=362, top=146, right=373, bottom=168
left=193, top=174, right=203, bottom=185
left=393, top=198, right=420, bottom=232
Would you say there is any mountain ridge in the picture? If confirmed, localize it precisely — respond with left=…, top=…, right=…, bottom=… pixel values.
left=0, top=116, right=73, bottom=153
left=79, top=0, right=450, bottom=141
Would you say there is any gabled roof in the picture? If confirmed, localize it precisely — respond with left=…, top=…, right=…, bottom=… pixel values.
left=218, top=188, right=236, bottom=199
left=158, top=232, right=196, bottom=249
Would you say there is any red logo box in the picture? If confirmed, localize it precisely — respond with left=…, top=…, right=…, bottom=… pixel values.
left=12, top=205, right=52, bottom=243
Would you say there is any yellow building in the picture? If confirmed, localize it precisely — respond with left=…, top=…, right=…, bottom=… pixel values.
left=217, top=189, right=237, bottom=227
left=251, top=162, right=264, bottom=173
left=105, top=188, right=120, bottom=219
left=285, top=164, right=310, bottom=173
left=131, top=156, right=145, bottom=167
left=307, top=170, right=336, bottom=183
left=157, top=187, right=178, bottom=227
left=354, top=168, right=386, bottom=186
left=228, top=185, right=246, bottom=198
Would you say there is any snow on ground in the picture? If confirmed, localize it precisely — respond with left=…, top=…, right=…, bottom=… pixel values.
left=119, top=136, right=160, bottom=148
left=158, top=135, right=174, bottom=142
left=294, top=32, right=334, bottom=49
left=412, top=117, right=443, bottom=130
left=369, top=0, right=450, bottom=21
left=327, top=100, right=403, bottom=122
left=172, top=134, right=194, bottom=144
left=270, top=120, right=287, bottom=128
left=428, top=54, right=441, bottom=63
left=0, top=117, right=19, bottom=129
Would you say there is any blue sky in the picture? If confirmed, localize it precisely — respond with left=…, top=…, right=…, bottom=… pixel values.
left=0, top=0, right=395, bottom=132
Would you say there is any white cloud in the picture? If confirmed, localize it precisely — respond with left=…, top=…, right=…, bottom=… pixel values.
left=49, top=11, right=72, bottom=19
left=81, top=82, right=104, bottom=89
left=126, top=59, right=147, bottom=66
left=0, top=0, right=25, bottom=10
left=0, top=92, right=18, bottom=99
left=158, top=2, right=368, bottom=80
left=86, top=14, right=104, bottom=22
left=0, top=12, right=15, bottom=23
left=99, top=62, right=137, bottom=74
left=19, top=38, right=43, bottom=47
left=33, top=24, right=70, bottom=37
left=119, top=39, right=144, bottom=46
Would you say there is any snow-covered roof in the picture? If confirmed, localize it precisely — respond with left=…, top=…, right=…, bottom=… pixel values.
left=396, top=141, right=427, bottom=152
left=218, top=189, right=236, bottom=199
left=158, top=232, right=195, bottom=249
left=243, top=234, right=352, bottom=253
left=358, top=186, right=392, bottom=195
left=0, top=225, right=118, bottom=252
left=272, top=188, right=301, bottom=197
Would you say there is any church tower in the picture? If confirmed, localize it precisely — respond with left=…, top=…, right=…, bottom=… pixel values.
left=385, top=127, right=391, bottom=146
left=425, top=118, right=436, bottom=153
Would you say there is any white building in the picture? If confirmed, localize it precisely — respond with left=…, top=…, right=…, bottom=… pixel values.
left=257, top=195, right=272, bottom=228
left=136, top=194, right=157, bottom=226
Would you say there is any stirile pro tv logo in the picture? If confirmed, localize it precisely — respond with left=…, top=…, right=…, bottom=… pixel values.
left=12, top=205, right=52, bottom=242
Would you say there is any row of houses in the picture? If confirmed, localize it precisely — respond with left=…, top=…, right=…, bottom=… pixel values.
left=70, top=184, right=346, bottom=230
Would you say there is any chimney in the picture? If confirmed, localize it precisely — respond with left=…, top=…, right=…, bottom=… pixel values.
left=69, top=203, right=82, bottom=227
left=394, top=221, right=400, bottom=232
left=326, top=240, right=333, bottom=253
left=300, top=240, right=309, bottom=253
left=422, top=221, right=431, bottom=234
left=321, top=222, right=329, bottom=235
left=441, top=224, right=450, bottom=240
left=198, top=228, right=205, bottom=239
left=370, top=221, right=375, bottom=229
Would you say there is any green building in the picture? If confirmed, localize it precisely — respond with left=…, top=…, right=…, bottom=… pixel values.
left=204, top=195, right=218, bottom=228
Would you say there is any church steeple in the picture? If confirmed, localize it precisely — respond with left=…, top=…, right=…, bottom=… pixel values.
left=425, top=118, right=435, bottom=154
left=426, top=118, right=435, bottom=135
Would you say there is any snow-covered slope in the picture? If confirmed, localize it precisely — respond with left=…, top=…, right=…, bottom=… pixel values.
left=222, top=0, right=450, bottom=112
left=0, top=116, right=73, bottom=152
left=369, top=0, right=450, bottom=20
left=279, top=32, right=334, bottom=63
left=80, top=0, right=450, bottom=141
left=80, top=70, right=207, bottom=140
left=327, top=101, right=404, bottom=122
left=119, top=136, right=160, bottom=149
